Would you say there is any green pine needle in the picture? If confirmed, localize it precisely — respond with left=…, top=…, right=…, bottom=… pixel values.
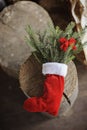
left=25, top=22, right=85, bottom=64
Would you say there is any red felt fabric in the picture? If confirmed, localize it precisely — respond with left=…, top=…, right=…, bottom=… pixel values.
left=23, top=74, right=64, bottom=116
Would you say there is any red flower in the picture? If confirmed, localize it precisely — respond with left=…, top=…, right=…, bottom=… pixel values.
left=60, top=41, right=69, bottom=52
left=73, top=46, right=77, bottom=50
left=59, top=37, right=69, bottom=51
left=68, top=38, right=76, bottom=45
left=65, top=41, right=69, bottom=46
left=60, top=45, right=67, bottom=52
left=59, top=37, right=76, bottom=52
left=59, top=37, right=67, bottom=44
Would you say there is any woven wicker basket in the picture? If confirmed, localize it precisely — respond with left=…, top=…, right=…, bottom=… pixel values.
left=19, top=55, right=78, bottom=116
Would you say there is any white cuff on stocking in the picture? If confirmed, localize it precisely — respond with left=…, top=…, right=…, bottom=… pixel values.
left=42, top=62, right=68, bottom=77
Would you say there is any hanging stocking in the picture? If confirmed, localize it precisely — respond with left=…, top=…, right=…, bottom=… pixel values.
left=23, top=62, right=68, bottom=116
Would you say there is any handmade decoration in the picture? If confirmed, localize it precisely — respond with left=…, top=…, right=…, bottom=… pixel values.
left=23, top=22, right=85, bottom=116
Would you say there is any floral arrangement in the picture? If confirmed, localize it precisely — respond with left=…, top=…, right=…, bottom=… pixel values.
left=23, top=22, right=85, bottom=116
left=25, top=22, right=83, bottom=64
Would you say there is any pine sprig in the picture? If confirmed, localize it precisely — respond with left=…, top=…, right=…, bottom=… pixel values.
left=25, top=22, right=85, bottom=64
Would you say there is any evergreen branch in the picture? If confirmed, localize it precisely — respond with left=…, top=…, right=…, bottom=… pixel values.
left=62, top=22, right=75, bottom=38
left=25, top=22, right=85, bottom=64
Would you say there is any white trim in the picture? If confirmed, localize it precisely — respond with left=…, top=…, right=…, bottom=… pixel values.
left=42, top=62, right=68, bottom=77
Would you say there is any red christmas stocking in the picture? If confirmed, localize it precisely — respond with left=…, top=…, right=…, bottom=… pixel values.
left=23, top=62, right=67, bottom=116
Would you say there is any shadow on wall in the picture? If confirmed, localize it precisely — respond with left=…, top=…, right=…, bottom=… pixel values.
left=0, top=0, right=40, bottom=12
left=0, top=0, right=72, bottom=29
left=0, top=0, right=6, bottom=11
left=0, top=0, right=20, bottom=11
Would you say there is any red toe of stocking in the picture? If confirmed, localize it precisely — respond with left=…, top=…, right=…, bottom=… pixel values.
left=23, top=75, right=64, bottom=116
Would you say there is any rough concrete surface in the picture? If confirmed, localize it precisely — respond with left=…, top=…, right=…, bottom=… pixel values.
left=0, top=60, right=87, bottom=130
